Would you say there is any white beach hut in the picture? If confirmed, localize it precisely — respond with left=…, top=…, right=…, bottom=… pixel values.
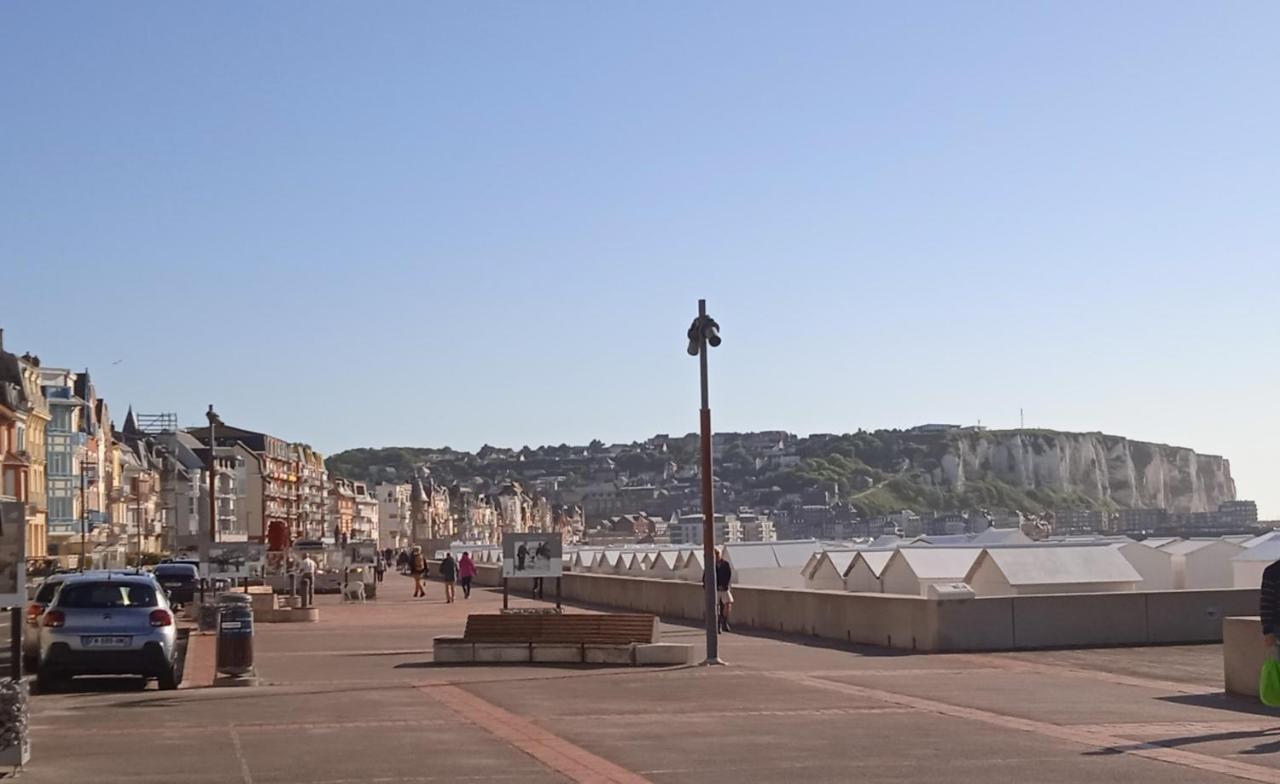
left=571, top=549, right=601, bottom=571
left=964, top=546, right=1142, bottom=597
left=845, top=550, right=894, bottom=593
left=1232, top=538, right=1280, bottom=588
left=649, top=550, right=682, bottom=580
left=879, top=548, right=983, bottom=596
left=592, top=550, right=625, bottom=575
left=1242, top=531, right=1280, bottom=549
left=677, top=550, right=706, bottom=583
left=1160, top=539, right=1244, bottom=589
left=722, top=543, right=788, bottom=587
left=804, top=550, right=858, bottom=591
left=1110, top=541, right=1175, bottom=591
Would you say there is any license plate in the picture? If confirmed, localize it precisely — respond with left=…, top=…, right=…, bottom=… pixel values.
left=82, top=636, right=131, bottom=648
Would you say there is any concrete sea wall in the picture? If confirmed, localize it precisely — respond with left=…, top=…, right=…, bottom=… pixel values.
left=458, top=563, right=1256, bottom=652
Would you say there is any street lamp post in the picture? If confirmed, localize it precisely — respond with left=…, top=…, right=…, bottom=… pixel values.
left=207, top=405, right=224, bottom=546
left=133, top=476, right=148, bottom=572
left=687, top=299, right=723, bottom=665
left=79, top=460, right=98, bottom=573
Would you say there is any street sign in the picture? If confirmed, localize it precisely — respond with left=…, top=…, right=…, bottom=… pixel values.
left=0, top=502, right=27, bottom=608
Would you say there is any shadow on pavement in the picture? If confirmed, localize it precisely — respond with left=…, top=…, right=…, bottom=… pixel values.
left=1086, top=726, right=1280, bottom=757
left=1158, top=692, right=1279, bottom=717
left=45, top=676, right=151, bottom=694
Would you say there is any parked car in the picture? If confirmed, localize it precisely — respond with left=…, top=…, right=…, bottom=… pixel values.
left=38, top=573, right=181, bottom=691
left=24, top=573, right=72, bottom=670
left=152, top=563, right=200, bottom=606
left=24, top=570, right=158, bottom=671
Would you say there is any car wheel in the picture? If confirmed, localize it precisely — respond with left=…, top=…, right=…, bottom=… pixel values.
left=157, top=664, right=180, bottom=691
left=36, top=667, right=64, bottom=693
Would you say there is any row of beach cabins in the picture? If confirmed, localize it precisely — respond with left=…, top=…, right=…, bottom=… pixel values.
left=441, top=528, right=1280, bottom=597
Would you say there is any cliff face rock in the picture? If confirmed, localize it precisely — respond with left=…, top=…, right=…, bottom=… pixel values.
left=931, top=430, right=1234, bottom=513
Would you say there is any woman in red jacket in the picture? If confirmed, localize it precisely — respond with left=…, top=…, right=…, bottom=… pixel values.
left=458, top=552, right=478, bottom=599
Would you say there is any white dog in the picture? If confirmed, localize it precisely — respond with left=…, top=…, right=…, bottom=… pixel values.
left=343, top=580, right=366, bottom=603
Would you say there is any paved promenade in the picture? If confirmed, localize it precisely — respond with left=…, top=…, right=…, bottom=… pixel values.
left=20, top=575, right=1280, bottom=783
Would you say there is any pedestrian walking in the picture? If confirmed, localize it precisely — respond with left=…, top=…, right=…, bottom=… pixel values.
left=374, top=555, right=386, bottom=583
left=396, top=549, right=409, bottom=574
left=409, top=546, right=427, bottom=598
left=714, top=548, right=733, bottom=632
left=440, top=552, right=458, bottom=603
left=458, top=551, right=476, bottom=599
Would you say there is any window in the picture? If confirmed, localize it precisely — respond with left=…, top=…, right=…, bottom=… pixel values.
left=51, top=408, right=71, bottom=431
left=48, top=450, right=70, bottom=476
left=50, top=495, right=73, bottom=520
left=34, top=579, right=65, bottom=604
left=57, top=582, right=158, bottom=608
left=15, top=425, right=24, bottom=452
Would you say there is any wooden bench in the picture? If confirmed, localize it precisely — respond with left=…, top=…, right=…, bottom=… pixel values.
left=462, top=613, right=660, bottom=645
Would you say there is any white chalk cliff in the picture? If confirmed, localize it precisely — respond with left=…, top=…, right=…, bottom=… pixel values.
left=929, top=431, right=1234, bottom=513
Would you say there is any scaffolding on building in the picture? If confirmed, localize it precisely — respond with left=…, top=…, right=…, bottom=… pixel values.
left=135, top=412, right=179, bottom=434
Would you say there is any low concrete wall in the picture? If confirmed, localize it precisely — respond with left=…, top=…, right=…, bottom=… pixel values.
left=549, top=572, right=1258, bottom=652
left=1224, top=616, right=1265, bottom=698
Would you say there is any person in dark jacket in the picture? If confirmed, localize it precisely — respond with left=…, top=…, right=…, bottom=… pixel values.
left=1262, top=560, right=1280, bottom=651
left=440, top=552, right=458, bottom=603
left=714, top=548, right=733, bottom=632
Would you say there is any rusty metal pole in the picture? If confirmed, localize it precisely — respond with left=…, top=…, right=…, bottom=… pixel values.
left=696, top=299, right=723, bottom=665
left=135, top=479, right=142, bottom=571
left=207, top=407, right=218, bottom=546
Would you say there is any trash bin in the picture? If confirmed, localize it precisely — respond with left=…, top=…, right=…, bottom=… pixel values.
left=215, top=593, right=254, bottom=677
left=197, top=603, right=219, bottom=631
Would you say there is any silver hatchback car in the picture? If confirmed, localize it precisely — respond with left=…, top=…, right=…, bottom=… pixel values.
left=38, top=573, right=180, bottom=691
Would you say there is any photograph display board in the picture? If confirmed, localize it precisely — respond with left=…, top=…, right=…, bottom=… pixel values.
left=207, top=543, right=266, bottom=577
left=501, top=533, right=562, bottom=579
left=346, top=541, right=379, bottom=564
left=0, top=502, right=26, bottom=607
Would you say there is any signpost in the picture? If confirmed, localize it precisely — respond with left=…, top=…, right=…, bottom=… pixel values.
left=0, top=500, right=30, bottom=767
left=501, top=533, right=563, bottom=611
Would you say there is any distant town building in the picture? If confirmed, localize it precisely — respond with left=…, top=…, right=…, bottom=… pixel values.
left=1053, top=509, right=1106, bottom=536
left=376, top=482, right=411, bottom=549
left=353, top=481, right=378, bottom=541
left=669, top=512, right=742, bottom=546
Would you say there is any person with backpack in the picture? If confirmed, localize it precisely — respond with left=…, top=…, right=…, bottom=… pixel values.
left=439, top=552, right=458, bottom=603
left=409, top=546, right=427, bottom=598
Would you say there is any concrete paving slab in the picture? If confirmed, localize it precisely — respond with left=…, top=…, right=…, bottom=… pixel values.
left=821, top=668, right=1234, bottom=726
left=20, top=572, right=1279, bottom=784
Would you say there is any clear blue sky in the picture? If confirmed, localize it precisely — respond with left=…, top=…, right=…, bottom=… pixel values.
left=2, top=3, right=1276, bottom=516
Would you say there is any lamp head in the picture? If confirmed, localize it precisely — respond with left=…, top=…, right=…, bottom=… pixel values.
left=686, top=319, right=703, bottom=356
left=703, top=318, right=721, bottom=348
